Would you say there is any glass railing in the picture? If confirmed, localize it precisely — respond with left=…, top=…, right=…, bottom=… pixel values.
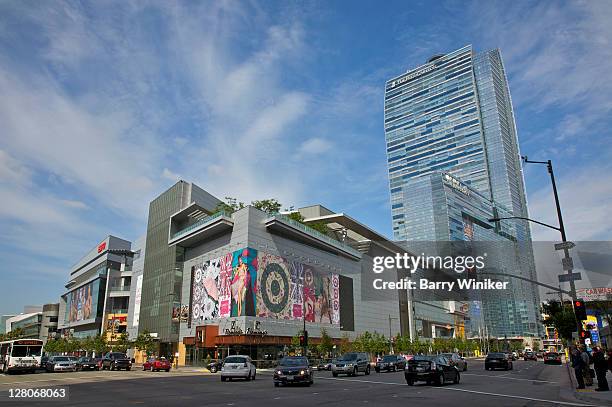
left=171, top=211, right=232, bottom=240
left=108, top=309, right=128, bottom=314
left=270, top=214, right=361, bottom=258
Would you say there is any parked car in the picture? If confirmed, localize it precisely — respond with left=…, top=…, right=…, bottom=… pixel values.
left=375, top=355, right=406, bottom=373
left=404, top=355, right=460, bottom=386
left=543, top=352, right=562, bottom=365
left=316, top=359, right=333, bottom=371
left=485, top=352, right=513, bottom=371
left=523, top=351, right=537, bottom=361
left=45, top=356, right=77, bottom=372
left=143, top=357, right=172, bottom=372
left=101, top=352, right=132, bottom=371
left=441, top=353, right=467, bottom=371
left=220, top=355, right=256, bottom=381
left=273, top=356, right=313, bottom=387
left=76, top=357, right=99, bottom=371
left=207, top=360, right=223, bottom=373
left=332, top=352, right=371, bottom=377
left=535, top=351, right=544, bottom=359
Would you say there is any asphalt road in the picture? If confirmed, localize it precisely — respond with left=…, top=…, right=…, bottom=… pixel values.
left=0, top=360, right=601, bottom=407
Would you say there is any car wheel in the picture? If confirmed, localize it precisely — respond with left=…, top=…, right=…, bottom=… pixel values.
left=392, top=365, right=396, bottom=372
left=435, top=372, right=444, bottom=386
left=252, top=372, right=256, bottom=380
left=332, top=372, right=338, bottom=377
left=353, top=367, right=358, bottom=377
left=150, top=366, right=154, bottom=372
left=211, top=367, right=217, bottom=373
left=406, top=377, right=414, bottom=386
left=453, top=371, right=460, bottom=384
left=166, top=369, right=170, bottom=372
left=221, top=376, right=226, bottom=382
left=365, top=365, right=370, bottom=375
left=126, top=367, right=131, bottom=371
left=274, top=382, right=279, bottom=387
left=463, top=364, right=467, bottom=372
left=375, top=368, right=380, bottom=373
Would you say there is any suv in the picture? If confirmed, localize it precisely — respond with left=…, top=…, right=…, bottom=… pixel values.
left=332, top=352, right=371, bottom=376
left=102, top=352, right=132, bottom=371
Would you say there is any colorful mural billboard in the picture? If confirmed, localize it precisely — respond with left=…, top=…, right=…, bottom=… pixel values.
left=65, top=279, right=100, bottom=323
left=190, top=247, right=340, bottom=326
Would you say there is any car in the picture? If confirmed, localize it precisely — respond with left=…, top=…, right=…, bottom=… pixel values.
left=441, top=353, right=467, bottom=372
left=485, top=352, right=513, bottom=371
left=404, top=355, right=460, bottom=386
left=143, top=357, right=172, bottom=372
left=101, top=352, right=132, bottom=371
left=220, top=355, right=256, bottom=381
left=316, top=359, right=333, bottom=371
left=273, top=356, right=313, bottom=387
left=543, top=352, right=562, bottom=365
left=332, top=352, right=371, bottom=377
left=76, top=357, right=99, bottom=371
left=535, top=351, right=544, bottom=359
left=207, top=360, right=223, bottom=373
left=375, top=355, right=406, bottom=373
left=45, top=356, right=77, bottom=372
left=523, top=351, right=537, bottom=361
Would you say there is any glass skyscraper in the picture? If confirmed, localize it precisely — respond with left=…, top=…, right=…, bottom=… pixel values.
left=384, top=45, right=541, bottom=338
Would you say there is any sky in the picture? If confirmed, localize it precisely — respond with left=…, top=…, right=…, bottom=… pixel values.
left=0, top=0, right=611, bottom=314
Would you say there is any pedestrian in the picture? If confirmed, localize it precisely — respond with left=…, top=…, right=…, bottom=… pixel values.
left=607, top=349, right=612, bottom=374
left=571, top=347, right=585, bottom=389
left=593, top=347, right=609, bottom=391
left=580, top=346, right=593, bottom=386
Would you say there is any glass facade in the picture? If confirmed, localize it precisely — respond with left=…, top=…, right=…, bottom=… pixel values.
left=385, top=45, right=541, bottom=338
left=139, top=181, right=189, bottom=345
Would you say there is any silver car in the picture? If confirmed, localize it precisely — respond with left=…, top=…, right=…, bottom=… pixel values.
left=220, top=355, right=256, bottom=381
left=332, top=352, right=371, bottom=376
left=45, top=356, right=77, bottom=372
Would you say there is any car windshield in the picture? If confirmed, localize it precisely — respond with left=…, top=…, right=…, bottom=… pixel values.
left=382, top=355, right=397, bottom=362
left=487, top=353, right=505, bottom=358
left=54, top=357, right=69, bottom=362
left=338, top=353, right=358, bottom=361
left=79, top=357, right=93, bottom=362
left=547, top=353, right=559, bottom=357
left=225, top=357, right=246, bottom=364
left=110, top=353, right=126, bottom=359
left=280, top=357, right=308, bottom=366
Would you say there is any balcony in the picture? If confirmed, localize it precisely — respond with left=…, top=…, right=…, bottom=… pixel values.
left=109, top=285, right=131, bottom=297
left=264, top=214, right=362, bottom=260
left=169, top=210, right=234, bottom=248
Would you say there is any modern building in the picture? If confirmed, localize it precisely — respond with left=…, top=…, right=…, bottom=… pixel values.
left=127, top=234, right=146, bottom=340
left=384, top=45, right=541, bottom=338
left=58, top=236, right=134, bottom=339
left=138, top=181, right=221, bottom=357
left=169, top=200, right=407, bottom=366
left=0, top=315, right=15, bottom=335
left=3, top=304, right=58, bottom=342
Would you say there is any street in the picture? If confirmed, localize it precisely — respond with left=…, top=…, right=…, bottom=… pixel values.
left=0, top=359, right=602, bottom=407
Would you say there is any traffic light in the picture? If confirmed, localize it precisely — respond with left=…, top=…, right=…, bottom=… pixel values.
left=573, top=299, right=587, bottom=321
left=299, top=331, right=309, bottom=347
left=580, top=330, right=591, bottom=340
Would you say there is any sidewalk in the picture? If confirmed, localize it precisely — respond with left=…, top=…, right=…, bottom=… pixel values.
left=563, top=362, right=612, bottom=406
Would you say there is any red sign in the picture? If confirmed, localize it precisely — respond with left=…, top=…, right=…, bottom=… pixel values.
left=97, top=241, right=107, bottom=253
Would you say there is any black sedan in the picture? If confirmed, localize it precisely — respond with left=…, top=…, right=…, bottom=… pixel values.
left=404, top=355, right=460, bottom=386
left=375, top=355, right=406, bottom=373
left=207, top=360, right=223, bottom=373
left=76, top=357, right=99, bottom=371
left=101, top=352, right=132, bottom=371
left=273, top=356, right=314, bottom=387
left=523, top=351, right=537, bottom=361
left=485, top=352, right=513, bottom=370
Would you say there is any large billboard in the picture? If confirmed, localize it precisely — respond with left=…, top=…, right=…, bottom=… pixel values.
left=64, top=279, right=102, bottom=323
left=190, top=247, right=341, bottom=326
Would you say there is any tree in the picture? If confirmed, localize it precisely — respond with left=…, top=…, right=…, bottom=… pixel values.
left=114, top=332, right=131, bottom=353
left=318, top=328, right=334, bottom=357
left=541, top=300, right=577, bottom=341
left=214, top=197, right=245, bottom=214
left=133, top=331, right=156, bottom=356
left=91, top=335, right=109, bottom=356
left=251, top=199, right=282, bottom=214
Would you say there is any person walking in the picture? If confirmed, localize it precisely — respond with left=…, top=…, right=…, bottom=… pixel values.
left=580, top=346, right=593, bottom=386
left=571, top=347, right=585, bottom=389
left=593, top=347, right=609, bottom=391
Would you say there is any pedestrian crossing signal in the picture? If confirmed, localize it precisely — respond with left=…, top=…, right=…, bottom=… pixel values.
left=573, top=299, right=587, bottom=321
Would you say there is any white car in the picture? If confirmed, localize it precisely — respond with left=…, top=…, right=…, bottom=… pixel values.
left=220, top=355, right=256, bottom=381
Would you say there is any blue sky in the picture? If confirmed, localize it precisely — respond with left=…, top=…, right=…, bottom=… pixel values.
left=1, top=0, right=611, bottom=314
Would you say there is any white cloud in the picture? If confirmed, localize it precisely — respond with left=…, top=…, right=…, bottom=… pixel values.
left=298, top=138, right=333, bottom=155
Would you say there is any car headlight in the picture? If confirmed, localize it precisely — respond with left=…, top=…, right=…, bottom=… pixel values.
left=276, top=370, right=282, bottom=375
left=347, top=363, right=353, bottom=367
left=300, top=370, right=306, bottom=375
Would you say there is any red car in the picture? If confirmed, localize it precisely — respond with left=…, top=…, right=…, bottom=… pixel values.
left=143, top=357, right=172, bottom=372
left=543, top=352, right=562, bottom=365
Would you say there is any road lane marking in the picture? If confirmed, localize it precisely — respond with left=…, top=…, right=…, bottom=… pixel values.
left=462, top=373, right=556, bottom=384
left=436, top=387, right=600, bottom=406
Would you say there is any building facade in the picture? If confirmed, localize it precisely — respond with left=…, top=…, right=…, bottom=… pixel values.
left=3, top=304, right=58, bottom=342
left=384, top=45, right=541, bottom=338
left=58, top=236, right=134, bottom=339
